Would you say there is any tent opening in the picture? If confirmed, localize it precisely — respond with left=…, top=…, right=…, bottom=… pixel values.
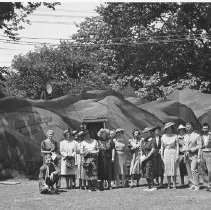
left=82, top=118, right=107, bottom=139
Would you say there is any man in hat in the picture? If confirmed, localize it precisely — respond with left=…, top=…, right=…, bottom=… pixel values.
left=200, top=122, right=211, bottom=191
left=181, top=122, right=202, bottom=190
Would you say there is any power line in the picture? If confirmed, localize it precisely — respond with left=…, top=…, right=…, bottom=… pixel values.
left=38, top=8, right=97, bottom=14
left=0, top=47, right=19, bottom=50
left=31, top=20, right=81, bottom=25
left=0, top=36, right=210, bottom=47
left=31, top=14, right=92, bottom=18
left=0, top=34, right=73, bottom=41
left=0, top=33, right=210, bottom=42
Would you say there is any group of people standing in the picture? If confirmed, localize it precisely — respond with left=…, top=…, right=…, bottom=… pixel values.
left=38, top=121, right=211, bottom=194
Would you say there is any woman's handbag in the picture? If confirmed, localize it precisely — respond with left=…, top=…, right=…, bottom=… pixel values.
left=65, top=156, right=75, bottom=168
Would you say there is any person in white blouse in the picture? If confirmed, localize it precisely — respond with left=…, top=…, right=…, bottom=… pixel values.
left=161, top=122, right=179, bottom=189
left=60, top=130, right=77, bottom=189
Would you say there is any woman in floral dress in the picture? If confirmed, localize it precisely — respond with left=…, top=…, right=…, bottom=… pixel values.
left=140, top=127, right=157, bottom=192
left=81, top=129, right=99, bottom=191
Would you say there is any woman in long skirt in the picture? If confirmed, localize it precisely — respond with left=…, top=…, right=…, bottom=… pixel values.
left=128, top=129, right=142, bottom=188
left=161, top=122, right=179, bottom=189
left=81, top=129, right=99, bottom=192
left=97, top=128, right=114, bottom=190
left=113, top=128, right=127, bottom=188
left=60, top=130, right=77, bottom=189
left=140, top=127, right=157, bottom=192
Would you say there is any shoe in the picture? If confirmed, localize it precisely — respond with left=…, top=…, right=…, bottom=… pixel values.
left=167, top=186, right=171, bottom=190
left=148, top=187, right=157, bottom=192
left=194, top=186, right=200, bottom=191
left=188, top=185, right=195, bottom=190
left=172, top=187, right=177, bottom=190
left=143, top=188, right=150, bottom=191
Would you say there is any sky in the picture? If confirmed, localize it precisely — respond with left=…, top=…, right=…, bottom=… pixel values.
left=0, top=1, right=105, bottom=67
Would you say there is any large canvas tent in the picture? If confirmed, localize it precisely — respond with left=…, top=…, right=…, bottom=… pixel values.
left=0, top=90, right=162, bottom=178
left=167, top=88, right=211, bottom=118
left=139, top=100, right=201, bottom=130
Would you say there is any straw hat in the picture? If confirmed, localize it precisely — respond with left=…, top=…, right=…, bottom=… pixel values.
left=97, top=128, right=110, bottom=137
left=177, top=125, right=186, bottom=130
left=78, top=131, right=84, bottom=136
left=116, top=128, right=124, bottom=133
left=142, top=127, right=154, bottom=133
left=72, top=130, right=78, bottom=136
left=163, top=122, right=175, bottom=130
left=63, top=129, right=70, bottom=137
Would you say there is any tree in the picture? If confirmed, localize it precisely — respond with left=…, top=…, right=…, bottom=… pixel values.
left=0, top=66, right=9, bottom=98
left=10, top=41, right=114, bottom=99
left=0, top=2, right=59, bottom=39
left=94, top=3, right=211, bottom=99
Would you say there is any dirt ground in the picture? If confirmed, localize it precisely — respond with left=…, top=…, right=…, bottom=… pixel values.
left=0, top=178, right=211, bottom=210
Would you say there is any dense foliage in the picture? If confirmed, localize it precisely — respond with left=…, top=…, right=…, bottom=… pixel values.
left=2, top=3, right=211, bottom=100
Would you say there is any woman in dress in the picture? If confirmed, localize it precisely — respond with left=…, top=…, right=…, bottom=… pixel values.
left=177, top=124, right=188, bottom=186
left=75, top=131, right=86, bottom=190
left=140, top=127, right=157, bottom=191
left=161, top=122, right=179, bottom=189
left=81, top=129, right=99, bottom=191
left=60, top=130, right=77, bottom=189
left=128, top=129, right=142, bottom=188
left=97, top=128, right=114, bottom=190
left=41, top=130, right=57, bottom=156
left=113, top=128, right=127, bottom=188
left=153, top=126, right=164, bottom=187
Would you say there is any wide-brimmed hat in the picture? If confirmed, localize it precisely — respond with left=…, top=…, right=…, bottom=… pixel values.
left=116, top=128, right=124, bottom=133
left=72, top=130, right=78, bottom=136
left=97, top=128, right=110, bottom=137
left=142, top=127, right=154, bottom=133
left=63, top=129, right=70, bottom=137
left=163, top=122, right=175, bottom=130
left=78, top=131, right=84, bottom=136
left=177, top=125, right=186, bottom=130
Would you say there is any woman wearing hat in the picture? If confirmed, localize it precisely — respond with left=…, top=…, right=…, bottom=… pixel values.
left=140, top=127, right=157, bottom=191
left=177, top=124, right=188, bottom=186
left=161, top=122, right=179, bottom=189
left=81, top=129, right=99, bottom=191
left=60, top=130, right=77, bottom=189
left=128, top=129, right=142, bottom=188
left=113, top=128, right=127, bottom=188
left=97, top=128, right=114, bottom=190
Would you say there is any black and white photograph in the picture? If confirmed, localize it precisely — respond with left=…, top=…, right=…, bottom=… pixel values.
left=0, top=0, right=211, bottom=209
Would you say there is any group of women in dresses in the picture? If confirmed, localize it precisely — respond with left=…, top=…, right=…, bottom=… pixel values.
left=128, top=122, right=188, bottom=191
left=40, top=121, right=192, bottom=192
